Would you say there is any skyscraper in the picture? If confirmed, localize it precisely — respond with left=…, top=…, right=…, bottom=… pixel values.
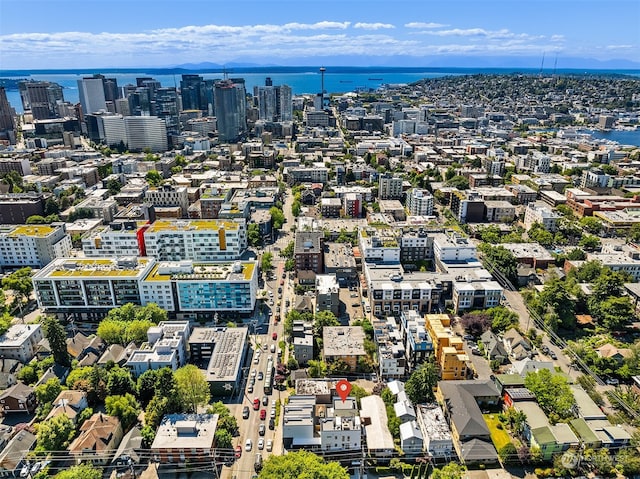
left=78, top=76, right=107, bottom=115
left=180, top=74, right=214, bottom=114
left=19, top=81, right=64, bottom=120
left=255, top=80, right=292, bottom=122
left=0, top=87, right=16, bottom=143
left=214, top=79, right=247, bottom=143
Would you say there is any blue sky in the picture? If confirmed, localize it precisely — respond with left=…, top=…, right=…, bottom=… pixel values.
left=0, top=0, right=639, bottom=69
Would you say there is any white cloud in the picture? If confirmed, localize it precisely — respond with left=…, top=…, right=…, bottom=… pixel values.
left=404, top=22, right=448, bottom=29
left=605, top=44, right=633, bottom=50
left=353, top=22, right=394, bottom=30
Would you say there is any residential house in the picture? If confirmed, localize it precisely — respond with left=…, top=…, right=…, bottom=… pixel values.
left=111, top=426, right=143, bottom=469
left=0, top=358, right=21, bottom=390
left=508, top=358, right=555, bottom=377
left=394, top=399, right=416, bottom=423
left=400, top=421, right=424, bottom=456
left=151, top=414, right=218, bottom=464
left=97, top=342, right=138, bottom=367
left=45, top=390, right=88, bottom=423
left=292, top=321, right=314, bottom=367
left=0, top=430, right=36, bottom=478
left=68, top=413, right=123, bottom=465
left=66, top=333, right=105, bottom=362
left=479, top=331, right=507, bottom=363
left=502, top=329, right=531, bottom=360
left=0, top=324, right=44, bottom=364
left=596, top=343, right=632, bottom=363
left=436, top=380, right=500, bottom=465
left=0, top=382, right=36, bottom=414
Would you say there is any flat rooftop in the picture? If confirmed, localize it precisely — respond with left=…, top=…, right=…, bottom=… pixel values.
left=151, top=414, right=217, bottom=450
left=323, top=326, right=366, bottom=357
left=3, top=225, right=57, bottom=238
left=145, top=218, right=242, bottom=233
left=38, top=257, right=152, bottom=279
left=145, top=260, right=255, bottom=282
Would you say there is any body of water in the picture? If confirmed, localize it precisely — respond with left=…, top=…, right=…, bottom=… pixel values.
left=583, top=128, right=640, bottom=147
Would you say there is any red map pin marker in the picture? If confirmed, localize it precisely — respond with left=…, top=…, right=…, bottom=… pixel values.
left=336, top=379, right=352, bottom=402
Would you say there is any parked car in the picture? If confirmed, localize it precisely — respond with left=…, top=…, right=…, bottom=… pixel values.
left=235, top=445, right=242, bottom=458
left=272, top=332, right=278, bottom=340
left=260, top=409, right=266, bottom=420
left=269, top=418, right=275, bottom=429
left=243, top=406, right=250, bottom=419
left=549, top=351, right=558, bottom=360
left=245, top=439, right=253, bottom=451
left=259, top=424, right=266, bottom=436
left=258, top=438, right=264, bottom=450
left=253, top=398, right=260, bottom=410
left=606, top=378, right=620, bottom=386
left=266, top=440, right=273, bottom=452
left=262, top=396, right=268, bottom=406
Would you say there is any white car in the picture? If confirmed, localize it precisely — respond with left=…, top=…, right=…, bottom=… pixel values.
left=266, top=439, right=273, bottom=452
left=245, top=439, right=253, bottom=451
left=258, top=438, right=264, bottom=450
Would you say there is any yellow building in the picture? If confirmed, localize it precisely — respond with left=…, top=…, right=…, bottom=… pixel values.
left=425, top=314, right=469, bottom=380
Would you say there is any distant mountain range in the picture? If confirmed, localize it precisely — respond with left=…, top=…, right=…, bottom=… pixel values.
left=172, top=56, right=640, bottom=71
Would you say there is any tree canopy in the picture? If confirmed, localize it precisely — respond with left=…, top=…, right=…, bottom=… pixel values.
left=258, top=450, right=349, bottom=479
left=174, top=365, right=210, bottom=413
left=41, top=316, right=71, bottom=366
left=524, top=369, right=576, bottom=423
left=53, top=464, right=102, bottom=479
left=405, top=360, right=439, bottom=403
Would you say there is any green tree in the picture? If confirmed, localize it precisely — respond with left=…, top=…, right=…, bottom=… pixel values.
left=307, top=359, right=327, bottom=378
left=214, top=428, right=233, bottom=449
left=35, top=378, right=62, bottom=406
left=106, top=178, right=122, bottom=195
left=258, top=450, right=349, bottom=479
left=479, top=244, right=518, bottom=286
left=281, top=241, right=295, bottom=258
left=261, top=252, right=274, bottom=272
left=578, top=234, right=601, bottom=251
left=106, top=366, right=136, bottom=396
left=405, top=360, right=439, bottom=403
left=145, top=170, right=163, bottom=186
left=41, top=316, right=71, bottom=366
left=270, top=206, right=285, bottom=230
left=53, top=464, right=102, bottom=479
left=313, top=311, right=339, bottom=337
left=537, top=275, right=577, bottom=330
left=598, top=296, right=635, bottom=330
left=36, top=414, right=75, bottom=452
left=489, top=306, right=519, bottom=333
left=584, top=448, right=614, bottom=476
left=105, top=393, right=140, bottom=430
left=524, top=369, right=575, bottom=423
left=174, top=365, right=210, bottom=413
left=247, top=222, right=262, bottom=247
left=499, top=442, right=518, bottom=464
left=26, top=215, right=47, bottom=224
left=291, top=200, right=301, bottom=217
left=2, top=267, right=33, bottom=318
left=616, top=447, right=640, bottom=476
left=445, top=175, right=469, bottom=190
left=430, top=462, right=467, bottom=479
left=579, top=216, right=602, bottom=234
left=284, top=258, right=295, bottom=271
left=528, top=223, right=555, bottom=247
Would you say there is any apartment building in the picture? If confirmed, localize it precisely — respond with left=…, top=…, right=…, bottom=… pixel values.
left=151, top=414, right=218, bottom=464
left=126, top=321, right=190, bottom=377
left=0, top=324, right=44, bottom=363
left=294, top=231, right=324, bottom=274
left=452, top=277, right=503, bottom=313
left=316, top=274, right=340, bottom=316
left=144, top=185, right=189, bottom=217
left=373, top=316, right=407, bottom=379
left=406, top=188, right=434, bottom=216
left=398, top=310, right=434, bottom=371
left=0, top=224, right=72, bottom=268
left=378, top=174, right=404, bottom=200
left=33, top=257, right=258, bottom=320
left=425, top=314, right=469, bottom=380
left=323, top=326, right=366, bottom=372
left=359, top=227, right=401, bottom=264
left=523, top=201, right=562, bottom=232
left=432, top=232, right=477, bottom=271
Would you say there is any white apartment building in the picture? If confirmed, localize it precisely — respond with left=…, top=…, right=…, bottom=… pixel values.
left=320, top=398, right=362, bottom=452
left=406, top=188, right=434, bottom=216
left=82, top=221, right=141, bottom=257
left=523, top=201, right=562, bottom=232
left=432, top=233, right=477, bottom=267
left=142, top=219, right=247, bottom=261
left=359, top=228, right=401, bottom=264
left=32, top=257, right=259, bottom=320
left=452, top=278, right=503, bottom=313
left=0, top=224, right=72, bottom=268
left=0, top=324, right=44, bottom=363
left=126, top=321, right=190, bottom=377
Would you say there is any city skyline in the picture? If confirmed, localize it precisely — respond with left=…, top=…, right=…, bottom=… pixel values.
left=0, top=0, right=639, bottom=70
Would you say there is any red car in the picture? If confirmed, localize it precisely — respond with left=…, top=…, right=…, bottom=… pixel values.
left=272, top=332, right=278, bottom=340
left=235, top=445, right=242, bottom=458
left=260, top=409, right=266, bottom=420
left=253, top=398, right=260, bottom=410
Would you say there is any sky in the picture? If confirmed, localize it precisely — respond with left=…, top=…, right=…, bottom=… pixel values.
left=0, top=0, right=639, bottom=70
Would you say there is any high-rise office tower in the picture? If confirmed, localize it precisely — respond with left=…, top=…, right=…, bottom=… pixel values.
left=153, top=87, right=180, bottom=135
left=19, top=81, right=64, bottom=120
left=78, top=76, right=107, bottom=115
left=124, top=116, right=168, bottom=152
left=0, top=87, right=16, bottom=143
left=214, top=78, right=247, bottom=143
